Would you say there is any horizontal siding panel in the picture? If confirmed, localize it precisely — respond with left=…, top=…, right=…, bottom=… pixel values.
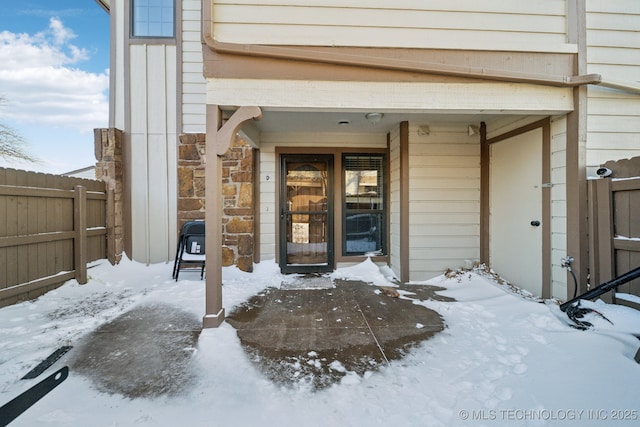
left=183, top=93, right=206, bottom=104
left=183, top=82, right=207, bottom=94
left=213, top=0, right=571, bottom=52
left=588, top=116, right=640, bottom=133
left=404, top=189, right=479, bottom=202
left=410, top=179, right=480, bottom=191
left=587, top=0, right=640, bottom=14
left=214, top=24, right=571, bottom=51
left=215, top=5, right=565, bottom=33
left=588, top=30, right=640, bottom=48
left=407, top=236, right=479, bottom=247
left=587, top=150, right=640, bottom=168
left=409, top=167, right=480, bottom=179
left=586, top=133, right=640, bottom=150
left=409, top=224, right=479, bottom=236
left=183, top=42, right=203, bottom=54
left=410, top=200, right=479, bottom=213
left=183, top=10, right=201, bottom=20
left=408, top=156, right=479, bottom=168
left=182, top=31, right=201, bottom=43
left=587, top=13, right=640, bottom=31
left=588, top=64, right=640, bottom=81
left=588, top=47, right=640, bottom=65
left=215, top=0, right=567, bottom=15
left=410, top=247, right=479, bottom=260
left=182, top=52, right=204, bottom=62
left=410, top=143, right=480, bottom=157
left=588, top=98, right=640, bottom=116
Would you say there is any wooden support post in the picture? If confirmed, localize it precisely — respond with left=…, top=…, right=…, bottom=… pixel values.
left=74, top=185, right=87, bottom=284
left=203, top=105, right=262, bottom=329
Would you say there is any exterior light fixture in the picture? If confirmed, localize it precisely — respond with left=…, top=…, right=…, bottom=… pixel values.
left=365, top=112, right=384, bottom=124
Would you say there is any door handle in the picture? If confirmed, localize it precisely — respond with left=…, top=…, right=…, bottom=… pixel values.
left=530, top=220, right=541, bottom=227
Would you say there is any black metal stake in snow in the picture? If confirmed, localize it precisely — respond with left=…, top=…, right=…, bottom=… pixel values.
left=0, top=366, right=68, bottom=426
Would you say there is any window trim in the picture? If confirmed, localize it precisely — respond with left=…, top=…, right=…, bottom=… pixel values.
left=341, top=152, right=388, bottom=258
left=130, top=0, right=176, bottom=40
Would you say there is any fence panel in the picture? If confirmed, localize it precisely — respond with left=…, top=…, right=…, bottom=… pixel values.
left=588, top=156, right=640, bottom=305
left=0, top=167, right=107, bottom=307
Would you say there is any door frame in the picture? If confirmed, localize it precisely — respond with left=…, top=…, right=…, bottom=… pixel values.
left=278, top=153, right=335, bottom=274
left=481, top=118, right=551, bottom=298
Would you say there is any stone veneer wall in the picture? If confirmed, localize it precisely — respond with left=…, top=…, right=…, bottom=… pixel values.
left=178, top=133, right=255, bottom=272
left=94, top=128, right=124, bottom=265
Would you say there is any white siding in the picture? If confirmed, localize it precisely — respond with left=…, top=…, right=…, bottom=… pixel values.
left=212, top=0, right=575, bottom=53
left=407, top=122, right=480, bottom=281
left=129, top=44, right=178, bottom=263
left=182, top=0, right=207, bottom=133
left=112, top=0, right=126, bottom=129
left=207, top=80, right=574, bottom=114
left=550, top=116, right=568, bottom=298
left=258, top=145, right=277, bottom=262
left=586, top=1, right=640, bottom=172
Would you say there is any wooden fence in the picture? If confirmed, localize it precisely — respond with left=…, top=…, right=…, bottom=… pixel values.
left=588, top=158, right=640, bottom=306
left=0, top=167, right=108, bottom=307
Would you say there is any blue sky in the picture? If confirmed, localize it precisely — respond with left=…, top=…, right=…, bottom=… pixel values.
left=0, top=1, right=110, bottom=174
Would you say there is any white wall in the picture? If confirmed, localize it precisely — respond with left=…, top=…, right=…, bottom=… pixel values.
left=112, top=0, right=126, bottom=130
left=212, top=0, right=574, bottom=53
left=407, top=122, right=480, bottom=281
left=550, top=116, right=569, bottom=298
left=586, top=1, right=640, bottom=173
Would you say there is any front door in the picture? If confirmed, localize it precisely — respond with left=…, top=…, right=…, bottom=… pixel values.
left=279, top=154, right=334, bottom=274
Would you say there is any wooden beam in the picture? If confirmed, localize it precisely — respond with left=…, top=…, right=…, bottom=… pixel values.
left=203, top=105, right=261, bottom=328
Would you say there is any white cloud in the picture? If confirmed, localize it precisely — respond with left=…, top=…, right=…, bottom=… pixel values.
left=0, top=18, right=108, bottom=132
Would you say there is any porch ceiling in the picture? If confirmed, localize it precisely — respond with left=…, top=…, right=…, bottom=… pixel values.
left=223, top=108, right=536, bottom=135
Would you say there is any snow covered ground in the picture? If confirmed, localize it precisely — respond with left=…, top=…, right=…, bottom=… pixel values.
left=1, top=258, right=639, bottom=426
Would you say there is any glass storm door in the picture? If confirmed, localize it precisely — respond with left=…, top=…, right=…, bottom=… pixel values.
left=280, top=155, right=334, bottom=274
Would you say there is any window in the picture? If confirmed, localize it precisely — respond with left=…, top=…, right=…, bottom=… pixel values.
left=131, top=0, right=175, bottom=38
left=343, top=154, right=386, bottom=256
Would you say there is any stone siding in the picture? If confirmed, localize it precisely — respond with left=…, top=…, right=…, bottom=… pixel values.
left=94, top=128, right=124, bottom=265
left=178, top=133, right=255, bottom=272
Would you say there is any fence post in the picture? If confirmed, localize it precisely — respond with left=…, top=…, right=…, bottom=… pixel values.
left=74, top=185, right=88, bottom=284
left=588, top=178, right=614, bottom=297
left=106, top=188, right=115, bottom=265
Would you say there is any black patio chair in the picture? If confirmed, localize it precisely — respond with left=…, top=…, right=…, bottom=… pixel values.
left=172, top=220, right=206, bottom=281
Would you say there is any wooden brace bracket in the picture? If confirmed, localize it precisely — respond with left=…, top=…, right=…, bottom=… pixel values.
left=216, top=106, right=262, bottom=156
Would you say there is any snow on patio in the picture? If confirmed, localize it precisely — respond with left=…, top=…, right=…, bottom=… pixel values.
left=1, top=258, right=639, bottom=426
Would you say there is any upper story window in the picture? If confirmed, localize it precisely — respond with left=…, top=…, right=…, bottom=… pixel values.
left=131, top=0, right=175, bottom=38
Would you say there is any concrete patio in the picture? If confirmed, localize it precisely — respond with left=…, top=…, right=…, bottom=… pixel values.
left=226, top=279, right=449, bottom=389
left=67, top=279, right=450, bottom=396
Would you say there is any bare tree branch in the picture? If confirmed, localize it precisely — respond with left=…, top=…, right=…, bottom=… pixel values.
left=0, top=96, right=39, bottom=163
